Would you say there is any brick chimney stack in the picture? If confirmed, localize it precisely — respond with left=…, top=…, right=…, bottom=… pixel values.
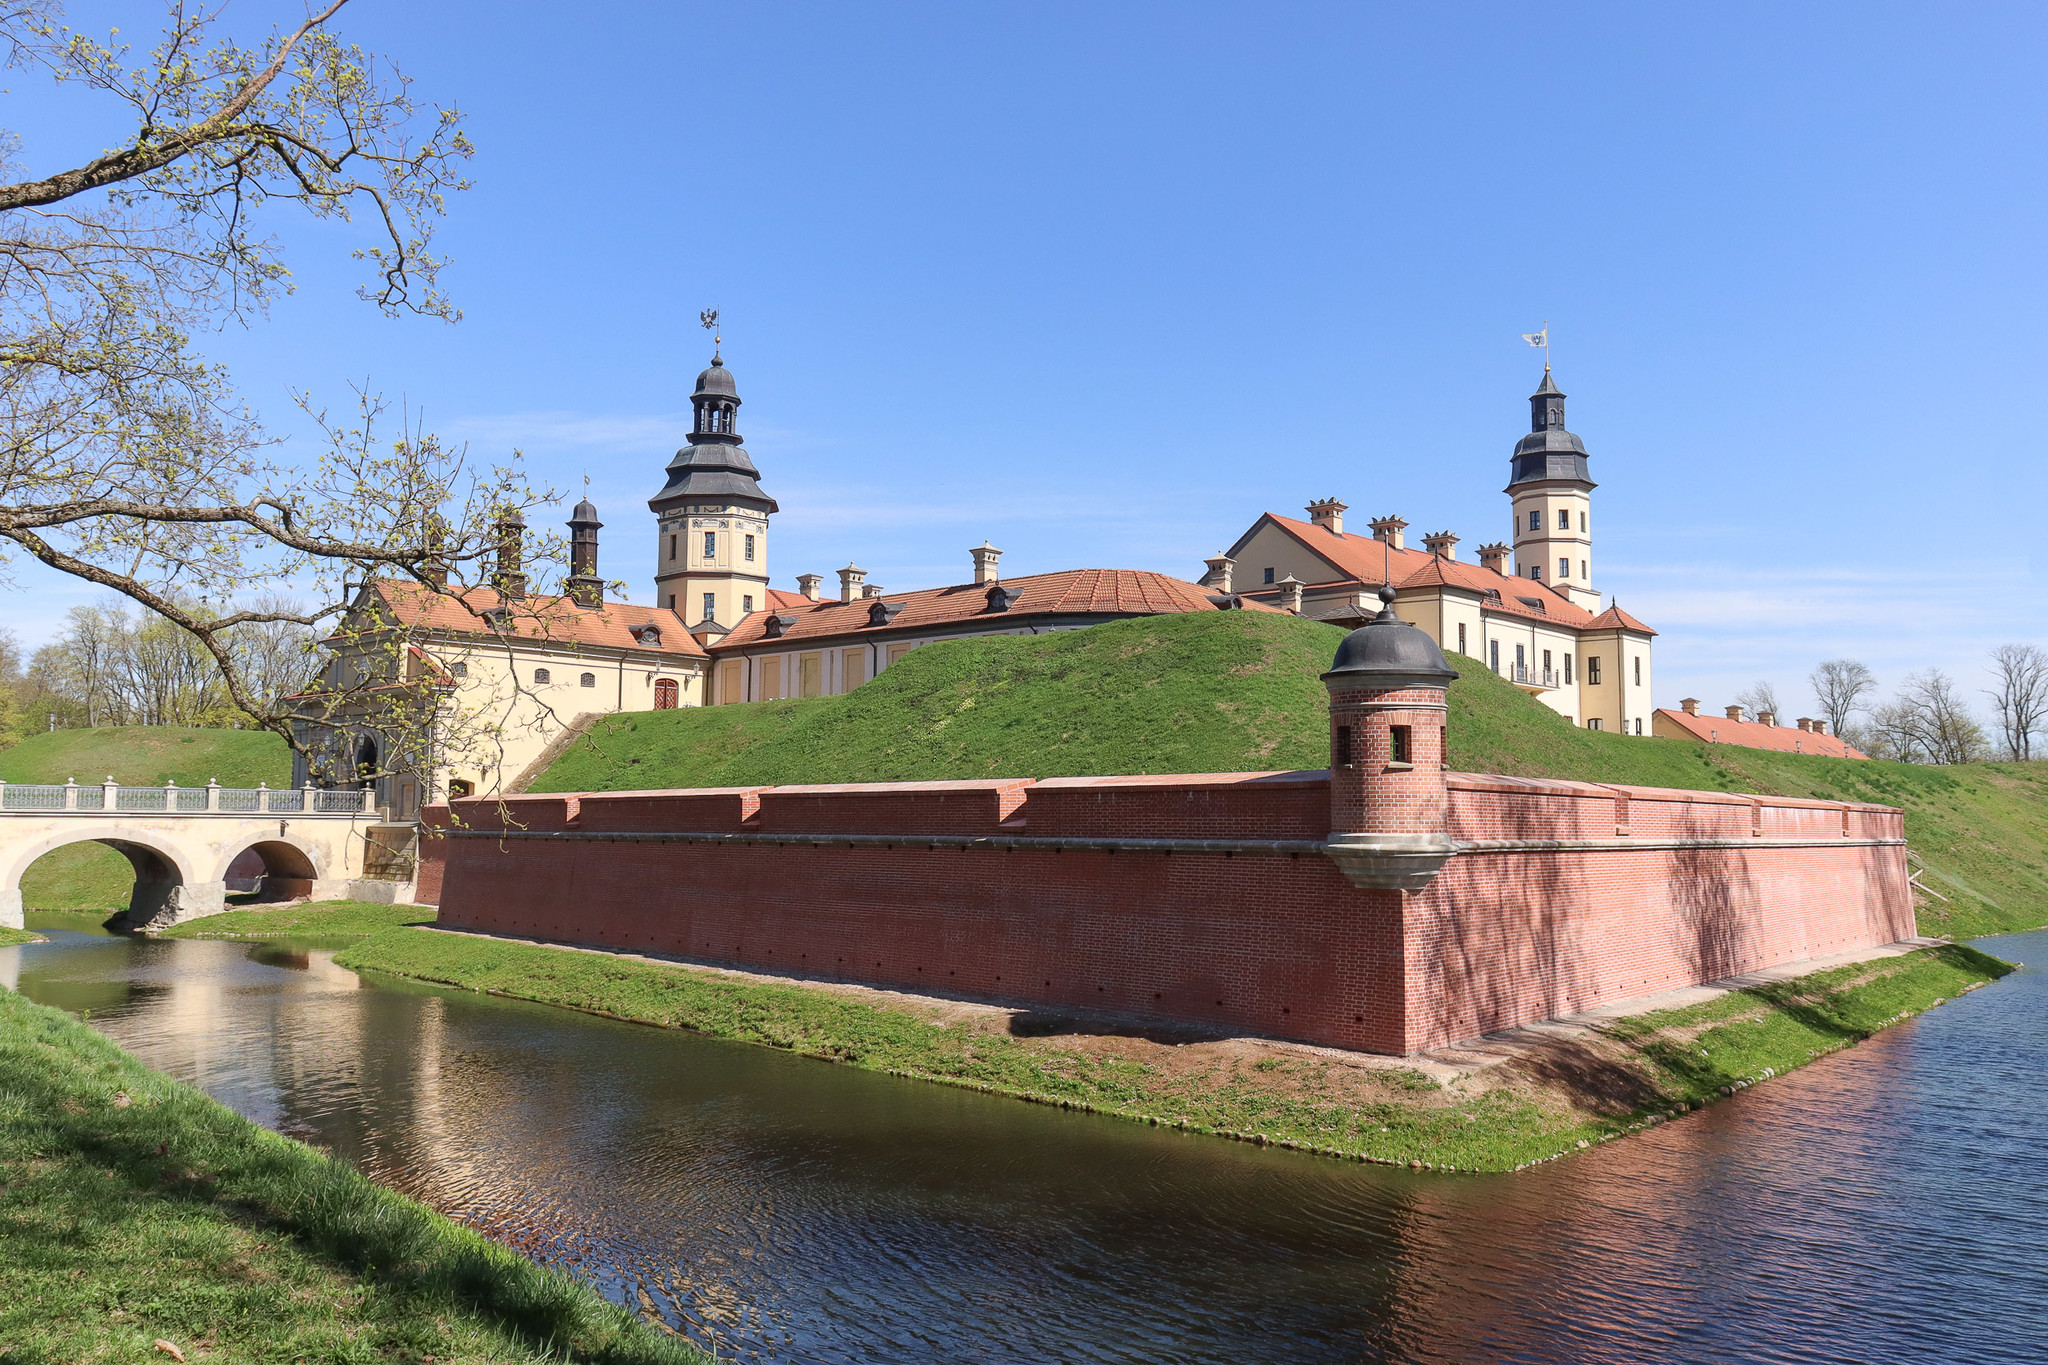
left=837, top=563, right=866, bottom=602
left=1725, top=705, right=1746, bottom=722
left=1681, top=698, right=1700, bottom=716
left=1278, top=574, right=1304, bottom=614
left=971, top=541, right=1003, bottom=586
left=1812, top=719, right=1828, bottom=736
left=1758, top=710, right=1777, bottom=728
left=1477, top=542, right=1511, bottom=574
left=1421, top=530, right=1459, bottom=560
left=796, top=573, right=823, bottom=601
left=492, top=511, right=527, bottom=599
left=1201, top=552, right=1235, bottom=594
left=1368, top=514, right=1408, bottom=550
left=1307, top=498, right=1347, bottom=534
left=1321, top=584, right=1459, bottom=891
left=861, top=583, right=885, bottom=599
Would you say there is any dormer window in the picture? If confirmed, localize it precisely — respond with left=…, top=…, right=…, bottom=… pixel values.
left=985, top=583, right=1019, bottom=613
left=481, top=607, right=512, bottom=631
left=635, top=625, right=663, bottom=647
left=866, top=600, right=906, bottom=628
left=764, top=614, right=797, bottom=639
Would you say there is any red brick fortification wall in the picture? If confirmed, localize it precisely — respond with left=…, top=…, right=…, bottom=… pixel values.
left=423, top=771, right=1911, bottom=1055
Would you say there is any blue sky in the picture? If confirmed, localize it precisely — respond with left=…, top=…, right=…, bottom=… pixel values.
left=5, top=1, right=2045, bottom=719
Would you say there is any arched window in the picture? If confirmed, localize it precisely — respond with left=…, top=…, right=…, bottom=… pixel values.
left=580, top=672, right=596, bottom=687
left=654, top=678, right=679, bottom=709
left=533, top=668, right=551, bottom=685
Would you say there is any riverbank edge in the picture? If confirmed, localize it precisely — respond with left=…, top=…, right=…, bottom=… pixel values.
left=0, top=984, right=705, bottom=1364
left=336, top=926, right=2015, bottom=1174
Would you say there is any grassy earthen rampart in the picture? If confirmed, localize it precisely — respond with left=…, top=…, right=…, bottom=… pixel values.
left=335, top=924, right=2014, bottom=1174
left=0, top=981, right=701, bottom=1363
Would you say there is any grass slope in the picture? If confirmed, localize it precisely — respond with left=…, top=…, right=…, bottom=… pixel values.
left=2, top=727, right=294, bottom=913
left=535, top=612, right=2048, bottom=937
left=162, top=899, right=434, bottom=940
left=0, top=984, right=700, bottom=1363
left=338, top=927, right=2010, bottom=1174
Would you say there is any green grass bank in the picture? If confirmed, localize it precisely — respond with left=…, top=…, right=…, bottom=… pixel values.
left=534, top=611, right=2048, bottom=939
left=1, top=727, right=292, bottom=913
left=161, top=899, right=433, bottom=941
left=0, top=983, right=701, bottom=1364
left=337, top=926, right=2012, bottom=1174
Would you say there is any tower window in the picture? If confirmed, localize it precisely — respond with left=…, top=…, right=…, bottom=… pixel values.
left=1634, top=657, right=1642, bottom=686
left=1263, top=568, right=1275, bottom=585
left=1490, top=640, right=1500, bottom=673
left=668, top=534, right=676, bottom=561
left=1565, top=653, right=1574, bottom=684
left=1529, top=510, right=1541, bottom=531
left=533, top=668, right=551, bottom=685
left=1530, top=564, right=1542, bottom=581
left=1581, top=560, right=1587, bottom=579
left=1457, top=622, right=1466, bottom=655
left=580, top=672, right=596, bottom=687
left=1588, top=656, right=1602, bottom=684
left=745, top=534, right=756, bottom=562
left=1389, top=725, right=1412, bottom=766
left=1333, top=724, right=1353, bottom=769
left=1580, top=512, right=1587, bottom=532
left=1558, top=509, right=1570, bottom=530
left=1559, top=557, right=1569, bottom=579
left=743, top=594, right=754, bottom=613
left=666, top=594, right=675, bottom=610
left=702, top=592, right=716, bottom=622
left=703, top=531, right=717, bottom=559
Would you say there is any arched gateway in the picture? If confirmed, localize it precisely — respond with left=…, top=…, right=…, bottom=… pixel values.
left=0, top=780, right=380, bottom=930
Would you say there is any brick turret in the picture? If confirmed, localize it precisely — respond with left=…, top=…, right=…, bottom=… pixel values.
left=1322, top=584, right=1459, bottom=890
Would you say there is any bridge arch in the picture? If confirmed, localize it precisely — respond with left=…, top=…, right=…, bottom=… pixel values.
left=0, top=825, right=206, bottom=927
left=208, top=835, right=326, bottom=902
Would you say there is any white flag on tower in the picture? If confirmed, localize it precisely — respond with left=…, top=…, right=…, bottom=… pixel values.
left=1522, top=329, right=1548, bottom=347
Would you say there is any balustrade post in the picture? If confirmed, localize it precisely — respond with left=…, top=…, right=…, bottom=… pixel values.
left=102, top=776, right=118, bottom=811
left=63, top=778, right=77, bottom=811
left=164, top=779, right=177, bottom=812
left=303, top=782, right=317, bottom=816
left=205, top=779, right=220, bottom=812
left=256, top=780, right=269, bottom=814
left=0, top=779, right=6, bottom=811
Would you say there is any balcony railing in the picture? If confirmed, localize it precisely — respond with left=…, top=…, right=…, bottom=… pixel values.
left=0, top=779, right=375, bottom=816
left=1510, top=665, right=1562, bottom=690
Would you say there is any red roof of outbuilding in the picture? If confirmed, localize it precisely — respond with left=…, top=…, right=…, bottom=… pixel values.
left=1587, top=604, right=1657, bottom=635
left=712, top=568, right=1224, bottom=651
left=366, top=581, right=706, bottom=658
left=1654, top=707, right=1868, bottom=759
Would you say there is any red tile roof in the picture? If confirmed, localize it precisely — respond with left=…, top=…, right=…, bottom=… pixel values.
left=1588, top=604, right=1657, bottom=635
left=1654, top=707, right=1868, bottom=759
left=366, top=581, right=706, bottom=658
left=1253, top=513, right=1614, bottom=630
left=712, top=568, right=1224, bottom=651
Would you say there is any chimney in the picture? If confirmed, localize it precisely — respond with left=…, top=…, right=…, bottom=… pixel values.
left=971, top=541, right=1003, bottom=586
left=1200, top=552, right=1235, bottom=594
left=796, top=573, right=823, bottom=601
left=1368, top=514, right=1408, bottom=550
left=492, top=510, right=527, bottom=599
left=1422, top=530, right=1459, bottom=560
left=1680, top=697, right=1700, bottom=716
left=1758, top=710, right=1776, bottom=728
left=565, top=499, right=603, bottom=609
left=1812, top=719, right=1828, bottom=736
left=838, top=563, right=866, bottom=602
left=419, top=514, right=448, bottom=590
left=1795, top=717, right=1812, bottom=732
left=1306, top=498, right=1347, bottom=534
left=1477, top=541, right=1511, bottom=574
left=862, top=583, right=885, bottom=599
left=1725, top=705, right=1745, bottom=722
left=1278, top=574, right=1305, bottom=614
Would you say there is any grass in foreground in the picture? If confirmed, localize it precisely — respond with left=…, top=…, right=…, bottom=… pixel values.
left=532, top=611, right=2048, bottom=938
left=0, top=926, right=40, bottom=946
left=0, top=985, right=701, bottom=1364
left=163, top=899, right=434, bottom=940
left=337, top=927, right=2013, bottom=1174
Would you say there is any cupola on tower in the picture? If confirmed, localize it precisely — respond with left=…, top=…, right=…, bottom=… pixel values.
left=1506, top=369, right=1600, bottom=611
left=648, top=351, right=778, bottom=630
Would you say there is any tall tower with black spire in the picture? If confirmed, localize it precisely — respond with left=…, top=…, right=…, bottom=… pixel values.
left=1506, top=368, right=1600, bottom=611
left=648, top=348, right=777, bottom=630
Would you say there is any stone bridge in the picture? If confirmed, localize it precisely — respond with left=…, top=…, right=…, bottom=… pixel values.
left=0, top=779, right=381, bottom=929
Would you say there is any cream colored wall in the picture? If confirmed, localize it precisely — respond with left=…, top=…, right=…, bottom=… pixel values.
left=653, top=504, right=771, bottom=625
left=417, top=639, right=701, bottom=800
left=1572, top=630, right=1652, bottom=734
left=1231, top=521, right=1355, bottom=591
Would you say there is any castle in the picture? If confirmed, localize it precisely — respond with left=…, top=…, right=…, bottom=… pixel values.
left=296, top=352, right=1659, bottom=815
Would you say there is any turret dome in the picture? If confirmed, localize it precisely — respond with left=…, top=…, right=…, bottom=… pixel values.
left=1323, top=586, right=1459, bottom=685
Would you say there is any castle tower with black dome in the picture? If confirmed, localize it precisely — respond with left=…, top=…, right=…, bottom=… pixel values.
left=649, top=351, right=778, bottom=630
left=1506, top=368, right=1600, bottom=612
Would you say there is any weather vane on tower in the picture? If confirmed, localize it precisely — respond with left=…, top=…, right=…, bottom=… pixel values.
left=700, top=307, right=721, bottom=361
left=1521, top=321, right=1551, bottom=372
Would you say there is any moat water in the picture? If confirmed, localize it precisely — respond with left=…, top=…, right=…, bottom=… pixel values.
left=9, top=921, right=2047, bottom=1364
